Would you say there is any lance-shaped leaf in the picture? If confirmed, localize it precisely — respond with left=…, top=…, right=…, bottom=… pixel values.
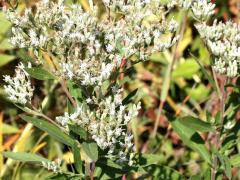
left=82, top=142, right=98, bottom=162
left=179, top=116, right=215, bottom=132
left=122, top=89, right=138, bottom=105
left=2, top=151, right=50, bottom=163
left=73, top=142, right=83, bottom=174
left=230, top=154, right=240, bottom=167
left=20, top=115, right=74, bottom=146
left=25, top=67, right=55, bottom=80
left=0, top=54, right=15, bottom=67
left=3, top=123, right=19, bottom=134
left=170, top=118, right=211, bottom=164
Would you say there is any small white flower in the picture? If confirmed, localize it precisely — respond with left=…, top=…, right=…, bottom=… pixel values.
left=86, top=98, right=92, bottom=104
left=224, top=121, right=235, bottom=130
left=191, top=0, right=215, bottom=21
left=106, top=44, right=114, bottom=52
left=3, top=63, right=34, bottom=105
left=41, top=159, right=62, bottom=173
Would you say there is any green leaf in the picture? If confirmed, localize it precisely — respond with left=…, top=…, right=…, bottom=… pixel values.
left=0, top=39, right=14, bottom=50
left=116, top=37, right=124, bottom=55
left=189, top=174, right=201, bottom=180
left=0, top=12, right=11, bottom=34
left=190, top=53, right=219, bottom=95
left=93, top=167, right=102, bottom=178
left=179, top=116, right=215, bottom=132
left=203, top=167, right=211, bottom=180
left=135, top=154, right=185, bottom=179
left=20, top=115, right=74, bottom=146
left=149, top=52, right=168, bottom=64
left=69, top=124, right=87, bottom=140
left=0, top=54, right=15, bottom=67
left=186, top=84, right=210, bottom=102
left=2, top=151, right=49, bottom=163
left=82, top=142, right=98, bottom=162
left=25, top=67, right=55, bottom=80
left=67, top=100, right=75, bottom=114
left=170, top=118, right=211, bottom=164
left=161, top=61, right=171, bottom=102
left=15, top=104, right=43, bottom=117
left=3, top=123, right=19, bottom=134
left=172, top=59, right=200, bottom=79
left=230, top=154, right=240, bottom=167
left=222, top=155, right=232, bottom=179
left=122, top=88, right=138, bottom=105
left=140, top=164, right=185, bottom=180
left=96, top=160, right=124, bottom=179
left=220, top=134, right=240, bottom=155
left=73, top=142, right=83, bottom=174
left=67, top=81, right=83, bottom=103
left=214, top=150, right=232, bottom=179
left=16, top=49, right=35, bottom=63
left=138, top=154, right=162, bottom=166
left=215, top=112, right=221, bottom=125
left=46, top=173, right=82, bottom=180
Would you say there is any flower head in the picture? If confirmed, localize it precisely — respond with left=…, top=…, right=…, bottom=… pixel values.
left=56, top=87, right=141, bottom=164
left=3, top=63, right=34, bottom=105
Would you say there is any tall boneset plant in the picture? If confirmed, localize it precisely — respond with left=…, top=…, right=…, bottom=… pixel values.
left=2, top=0, right=240, bottom=179
left=2, top=0, right=179, bottom=178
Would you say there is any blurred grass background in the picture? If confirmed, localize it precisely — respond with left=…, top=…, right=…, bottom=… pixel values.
left=0, top=0, right=240, bottom=179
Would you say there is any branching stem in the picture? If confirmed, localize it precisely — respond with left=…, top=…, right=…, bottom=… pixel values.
left=211, top=75, right=227, bottom=180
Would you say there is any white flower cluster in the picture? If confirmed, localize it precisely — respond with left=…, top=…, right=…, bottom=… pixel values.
left=168, top=0, right=215, bottom=21
left=169, top=0, right=239, bottom=77
left=167, top=0, right=192, bottom=10
left=3, top=7, right=48, bottom=48
left=191, top=0, right=215, bottom=21
left=196, top=21, right=240, bottom=77
left=4, top=0, right=178, bottom=86
left=41, top=159, right=62, bottom=174
left=56, top=88, right=141, bottom=165
left=3, top=63, right=34, bottom=105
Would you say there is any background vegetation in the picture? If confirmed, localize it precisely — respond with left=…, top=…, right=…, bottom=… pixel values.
left=0, top=0, right=240, bottom=179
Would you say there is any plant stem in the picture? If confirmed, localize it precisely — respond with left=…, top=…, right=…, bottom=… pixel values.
left=211, top=75, right=227, bottom=180
left=46, top=52, right=77, bottom=108
left=59, top=80, right=78, bottom=108
left=85, top=162, right=91, bottom=179
left=90, top=162, right=95, bottom=180
left=152, top=101, right=165, bottom=138
left=31, top=105, right=60, bottom=127
left=220, top=77, right=227, bottom=125
left=212, top=67, right=222, bottom=100
left=151, top=12, right=188, bottom=138
left=211, top=155, right=218, bottom=180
